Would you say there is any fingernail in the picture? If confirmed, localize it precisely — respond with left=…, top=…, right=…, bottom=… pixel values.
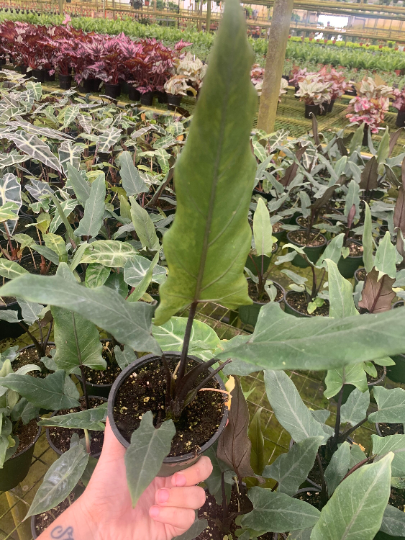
left=157, top=489, right=170, bottom=503
left=174, top=473, right=186, bottom=487
left=150, top=506, right=160, bottom=518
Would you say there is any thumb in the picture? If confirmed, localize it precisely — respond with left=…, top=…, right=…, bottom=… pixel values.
left=99, top=418, right=126, bottom=462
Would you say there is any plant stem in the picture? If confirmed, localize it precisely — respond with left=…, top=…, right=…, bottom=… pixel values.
left=84, top=429, right=91, bottom=455
left=177, top=301, right=197, bottom=382
left=339, top=417, right=368, bottom=443
left=221, top=472, right=228, bottom=523
left=316, top=453, right=328, bottom=508
left=18, top=322, right=44, bottom=358
left=310, top=265, right=317, bottom=300
left=72, top=312, right=89, bottom=410
left=44, top=319, right=53, bottom=350
left=342, top=455, right=374, bottom=481
left=333, top=385, right=344, bottom=450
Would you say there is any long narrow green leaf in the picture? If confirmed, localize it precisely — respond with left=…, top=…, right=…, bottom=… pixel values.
left=75, top=175, right=106, bottom=238
left=154, top=0, right=256, bottom=325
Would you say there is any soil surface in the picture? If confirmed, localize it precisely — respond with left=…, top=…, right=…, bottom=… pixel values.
left=286, top=291, right=330, bottom=317
left=113, top=355, right=225, bottom=457
left=296, top=216, right=331, bottom=228
left=248, top=279, right=283, bottom=303
left=48, top=397, right=105, bottom=455
left=355, top=268, right=367, bottom=281
left=288, top=230, right=325, bottom=248
left=34, top=493, right=76, bottom=536
left=345, top=241, right=363, bottom=257
left=378, top=423, right=404, bottom=436
left=82, top=341, right=121, bottom=385
left=366, top=364, right=385, bottom=385
left=13, top=345, right=55, bottom=379
left=13, top=417, right=38, bottom=455
left=273, top=222, right=282, bottom=233
left=196, top=487, right=273, bottom=540
left=147, top=283, right=160, bottom=296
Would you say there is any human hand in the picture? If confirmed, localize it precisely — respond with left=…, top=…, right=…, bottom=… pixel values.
left=38, top=419, right=212, bottom=540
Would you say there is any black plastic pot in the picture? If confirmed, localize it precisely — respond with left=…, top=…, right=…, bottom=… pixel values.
left=107, top=352, right=228, bottom=477
left=128, top=86, right=141, bottom=101
left=76, top=340, right=117, bottom=398
left=363, top=124, right=369, bottom=146
left=59, top=74, right=72, bottom=90
left=32, top=69, right=45, bottom=83
left=0, top=424, right=41, bottom=492
left=167, top=93, right=182, bottom=111
left=354, top=267, right=366, bottom=286
left=337, top=240, right=363, bottom=279
left=284, top=290, right=311, bottom=318
left=104, top=83, right=121, bottom=99
left=319, top=102, right=328, bottom=116
left=327, top=99, right=335, bottom=113
left=396, top=110, right=405, bottom=128
left=92, top=78, right=102, bottom=92
left=156, top=91, right=168, bottom=103
left=44, top=70, right=55, bottom=82
left=304, top=104, right=319, bottom=119
left=286, top=230, right=327, bottom=268
left=120, top=80, right=129, bottom=94
left=0, top=299, right=25, bottom=339
left=17, top=64, right=27, bottom=74
left=239, top=281, right=285, bottom=328
left=46, top=396, right=106, bottom=458
left=252, top=187, right=273, bottom=201
left=81, top=78, right=94, bottom=93
left=140, top=91, right=154, bottom=106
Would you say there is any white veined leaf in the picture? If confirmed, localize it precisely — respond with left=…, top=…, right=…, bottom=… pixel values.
left=58, top=141, right=83, bottom=174
left=98, top=128, right=122, bottom=153
left=0, top=173, right=22, bottom=236
left=4, top=130, right=62, bottom=173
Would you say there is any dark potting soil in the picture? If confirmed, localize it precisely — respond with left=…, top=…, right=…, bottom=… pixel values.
left=366, top=364, right=385, bottom=384
left=35, top=493, right=76, bottom=536
left=196, top=487, right=273, bottom=540
left=113, top=356, right=225, bottom=457
left=13, top=417, right=38, bottom=455
left=346, top=241, right=363, bottom=257
left=287, top=292, right=330, bottom=317
left=356, top=268, right=367, bottom=281
left=20, top=253, right=58, bottom=276
left=13, top=345, right=55, bottom=379
left=248, top=279, right=283, bottom=303
left=289, top=230, right=325, bottom=248
left=82, top=341, right=122, bottom=385
left=296, top=216, right=330, bottom=228
left=273, top=222, right=282, bottom=233
left=378, top=423, right=404, bottom=436
left=48, top=397, right=105, bottom=455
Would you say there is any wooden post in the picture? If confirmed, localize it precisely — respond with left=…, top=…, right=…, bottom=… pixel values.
left=206, top=0, right=211, bottom=32
left=256, top=0, right=294, bottom=134
left=58, top=0, right=63, bottom=14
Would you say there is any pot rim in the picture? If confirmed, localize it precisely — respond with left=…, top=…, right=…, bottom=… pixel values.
left=286, top=230, right=327, bottom=249
left=13, top=422, right=41, bottom=461
left=46, top=395, right=107, bottom=458
left=283, top=289, right=311, bottom=318
left=245, top=279, right=285, bottom=306
left=107, top=352, right=229, bottom=463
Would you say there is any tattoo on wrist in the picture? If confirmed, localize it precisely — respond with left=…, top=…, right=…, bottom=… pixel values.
left=50, top=526, right=74, bottom=539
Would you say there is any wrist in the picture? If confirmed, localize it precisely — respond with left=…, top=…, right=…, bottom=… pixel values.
left=37, top=492, right=99, bottom=540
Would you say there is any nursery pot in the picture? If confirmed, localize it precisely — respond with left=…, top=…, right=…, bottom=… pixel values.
left=304, top=104, right=319, bottom=119
left=91, top=78, right=102, bottom=92
left=363, top=124, right=369, bottom=146
left=44, top=70, right=55, bottom=82
left=244, top=246, right=278, bottom=277
left=156, top=90, right=168, bottom=103
left=46, top=396, right=106, bottom=458
left=284, top=290, right=311, bottom=318
left=286, top=230, right=327, bottom=268
left=32, top=69, right=45, bottom=83
left=354, top=267, right=366, bottom=286
left=76, top=340, right=118, bottom=398
left=81, top=78, right=94, bottom=93
left=337, top=239, right=363, bottom=279
left=0, top=299, right=25, bottom=339
left=107, top=352, right=228, bottom=477
left=396, top=110, right=405, bottom=128
left=319, top=101, right=329, bottom=116
left=59, top=74, right=72, bottom=90
left=238, top=281, right=285, bottom=328
left=140, top=91, right=154, bottom=106
left=327, top=99, right=335, bottom=113
left=128, top=86, right=141, bottom=101
left=252, top=187, right=273, bottom=201
left=167, top=93, right=182, bottom=111
left=104, top=83, right=121, bottom=99
left=0, top=424, right=41, bottom=492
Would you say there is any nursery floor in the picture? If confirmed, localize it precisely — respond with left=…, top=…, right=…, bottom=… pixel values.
left=1, top=249, right=404, bottom=539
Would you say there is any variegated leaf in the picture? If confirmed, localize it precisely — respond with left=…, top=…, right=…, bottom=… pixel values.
left=0, top=259, right=28, bottom=280
left=80, top=240, right=138, bottom=267
left=6, top=116, right=72, bottom=141
left=25, top=82, right=42, bottom=101
left=25, top=179, right=54, bottom=201
left=77, top=114, right=92, bottom=135
left=0, top=173, right=22, bottom=236
left=62, top=106, right=80, bottom=129
left=58, top=141, right=83, bottom=174
left=0, top=151, right=29, bottom=168
left=49, top=199, right=77, bottom=234
left=5, top=131, right=62, bottom=173
left=98, top=128, right=122, bottom=153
